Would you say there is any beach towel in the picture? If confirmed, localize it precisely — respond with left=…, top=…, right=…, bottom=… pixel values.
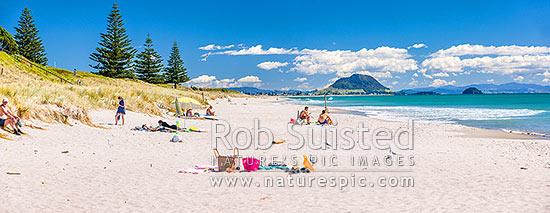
left=202, top=115, right=218, bottom=120
left=180, top=127, right=206, bottom=132
left=259, top=165, right=272, bottom=170
left=270, top=165, right=290, bottom=171
left=177, top=168, right=214, bottom=174
left=194, top=165, right=218, bottom=170
left=131, top=126, right=176, bottom=133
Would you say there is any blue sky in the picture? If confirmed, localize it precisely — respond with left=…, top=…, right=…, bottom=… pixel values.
left=2, top=0, right=550, bottom=90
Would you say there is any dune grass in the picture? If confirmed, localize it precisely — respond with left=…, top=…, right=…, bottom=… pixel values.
left=0, top=51, right=245, bottom=125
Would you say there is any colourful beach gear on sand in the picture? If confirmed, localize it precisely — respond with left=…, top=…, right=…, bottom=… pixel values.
left=303, top=155, right=314, bottom=171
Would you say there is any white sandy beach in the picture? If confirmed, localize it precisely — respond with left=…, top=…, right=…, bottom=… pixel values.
left=1, top=97, right=549, bottom=212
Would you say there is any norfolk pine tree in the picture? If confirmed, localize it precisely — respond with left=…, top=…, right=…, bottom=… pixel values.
left=89, top=3, right=136, bottom=78
left=165, top=41, right=189, bottom=88
left=134, top=34, right=164, bottom=84
left=13, top=7, right=47, bottom=65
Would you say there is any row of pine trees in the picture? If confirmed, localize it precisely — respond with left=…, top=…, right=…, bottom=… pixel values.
left=0, top=3, right=189, bottom=88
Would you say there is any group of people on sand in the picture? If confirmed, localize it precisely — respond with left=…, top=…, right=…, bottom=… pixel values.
left=0, top=98, right=24, bottom=135
left=299, top=106, right=333, bottom=125
left=184, top=105, right=215, bottom=118
left=2, top=95, right=327, bottom=137
left=114, top=96, right=216, bottom=125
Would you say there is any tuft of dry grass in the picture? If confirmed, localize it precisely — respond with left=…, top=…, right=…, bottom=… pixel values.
left=0, top=52, right=246, bottom=125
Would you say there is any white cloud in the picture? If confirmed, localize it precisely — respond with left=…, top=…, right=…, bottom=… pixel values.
left=429, top=79, right=456, bottom=87
left=257, top=61, right=289, bottom=70
left=214, top=45, right=298, bottom=55
left=185, top=75, right=261, bottom=88
left=432, top=72, right=450, bottom=77
left=430, top=44, right=550, bottom=57
left=408, top=43, right=428, bottom=49
left=204, top=44, right=550, bottom=86
left=536, top=71, right=550, bottom=77
left=187, top=75, right=216, bottom=84
left=294, top=77, right=307, bottom=82
left=422, top=55, right=550, bottom=74
left=487, top=79, right=495, bottom=83
left=292, top=47, right=418, bottom=76
left=408, top=78, right=419, bottom=86
left=352, top=71, right=393, bottom=79
left=237, top=75, right=262, bottom=83
left=185, top=75, right=238, bottom=88
left=280, top=87, right=290, bottom=91
left=417, top=69, right=432, bottom=79
left=513, top=76, right=524, bottom=82
left=210, top=45, right=418, bottom=76
left=297, top=82, right=310, bottom=90
left=199, top=44, right=235, bottom=50
left=543, top=78, right=550, bottom=83
left=391, top=81, right=398, bottom=85
left=423, top=45, right=550, bottom=75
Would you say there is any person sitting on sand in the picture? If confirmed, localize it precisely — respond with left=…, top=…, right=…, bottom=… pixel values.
left=186, top=109, right=196, bottom=117
left=143, top=120, right=178, bottom=131
left=300, top=106, right=311, bottom=123
left=0, top=98, right=24, bottom=135
left=317, top=110, right=333, bottom=125
left=206, top=106, right=215, bottom=116
left=115, top=96, right=125, bottom=125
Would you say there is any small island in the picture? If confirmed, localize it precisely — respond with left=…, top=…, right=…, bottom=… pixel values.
left=462, top=87, right=483, bottom=94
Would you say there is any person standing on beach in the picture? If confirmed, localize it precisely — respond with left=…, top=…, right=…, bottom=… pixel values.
left=0, top=98, right=24, bottom=135
left=115, top=96, right=125, bottom=125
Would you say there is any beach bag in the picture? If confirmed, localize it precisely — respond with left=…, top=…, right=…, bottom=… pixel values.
left=171, top=134, right=182, bottom=142
left=242, top=158, right=260, bottom=171
left=214, top=148, right=239, bottom=172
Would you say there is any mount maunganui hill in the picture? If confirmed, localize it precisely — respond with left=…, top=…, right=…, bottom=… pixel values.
left=315, top=74, right=391, bottom=95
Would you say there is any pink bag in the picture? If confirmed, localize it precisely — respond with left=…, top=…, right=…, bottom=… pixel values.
left=242, top=158, right=260, bottom=171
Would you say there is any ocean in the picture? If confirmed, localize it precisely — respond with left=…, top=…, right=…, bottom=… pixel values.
left=287, top=94, right=550, bottom=136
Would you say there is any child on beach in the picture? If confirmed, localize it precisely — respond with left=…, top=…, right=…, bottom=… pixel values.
left=115, top=96, right=125, bottom=125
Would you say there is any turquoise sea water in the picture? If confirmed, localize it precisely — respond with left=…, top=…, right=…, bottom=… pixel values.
left=287, top=94, right=550, bottom=135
